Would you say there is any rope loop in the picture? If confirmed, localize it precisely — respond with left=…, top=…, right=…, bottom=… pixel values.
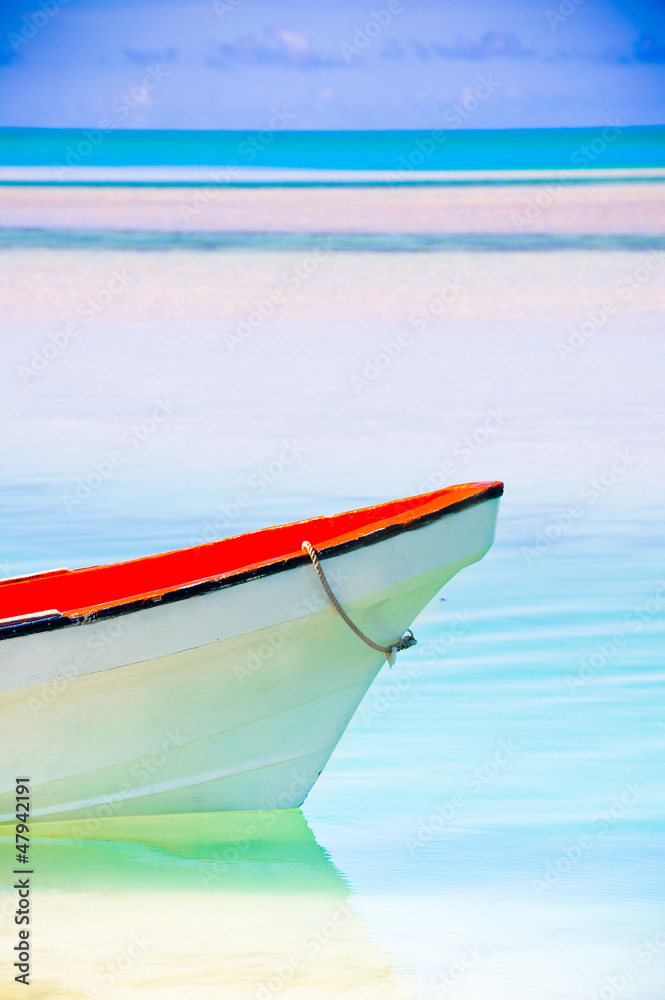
left=302, top=540, right=417, bottom=666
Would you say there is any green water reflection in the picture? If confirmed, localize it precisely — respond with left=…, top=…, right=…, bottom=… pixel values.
left=0, top=809, right=348, bottom=895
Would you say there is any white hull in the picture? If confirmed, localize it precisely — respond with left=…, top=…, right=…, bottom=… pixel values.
left=0, top=496, right=499, bottom=824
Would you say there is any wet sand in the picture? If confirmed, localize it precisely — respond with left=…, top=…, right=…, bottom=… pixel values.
left=0, top=180, right=663, bottom=234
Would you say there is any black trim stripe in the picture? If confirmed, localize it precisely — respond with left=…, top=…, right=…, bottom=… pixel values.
left=0, top=484, right=503, bottom=642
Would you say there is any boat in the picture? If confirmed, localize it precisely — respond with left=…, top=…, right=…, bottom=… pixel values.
left=0, top=481, right=502, bottom=824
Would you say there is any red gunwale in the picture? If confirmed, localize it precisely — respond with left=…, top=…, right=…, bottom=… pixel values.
left=0, top=482, right=502, bottom=620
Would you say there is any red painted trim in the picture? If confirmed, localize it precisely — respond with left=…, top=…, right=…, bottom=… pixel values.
left=0, top=482, right=502, bottom=619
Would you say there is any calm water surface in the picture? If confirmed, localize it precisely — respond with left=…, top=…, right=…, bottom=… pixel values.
left=0, top=219, right=663, bottom=998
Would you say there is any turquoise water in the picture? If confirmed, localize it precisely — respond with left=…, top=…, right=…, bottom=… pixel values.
left=1, top=125, right=664, bottom=171
left=0, top=200, right=664, bottom=997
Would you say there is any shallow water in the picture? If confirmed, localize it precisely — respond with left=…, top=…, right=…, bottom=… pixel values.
left=0, top=205, right=664, bottom=998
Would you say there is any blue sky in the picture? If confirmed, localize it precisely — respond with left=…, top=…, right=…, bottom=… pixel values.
left=1, top=0, right=664, bottom=129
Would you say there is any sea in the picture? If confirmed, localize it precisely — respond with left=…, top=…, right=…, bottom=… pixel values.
left=0, top=127, right=663, bottom=999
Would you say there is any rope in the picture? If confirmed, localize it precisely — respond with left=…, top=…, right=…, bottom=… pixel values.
left=302, top=540, right=417, bottom=666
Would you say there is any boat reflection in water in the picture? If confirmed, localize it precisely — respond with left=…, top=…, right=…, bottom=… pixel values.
left=0, top=810, right=419, bottom=999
